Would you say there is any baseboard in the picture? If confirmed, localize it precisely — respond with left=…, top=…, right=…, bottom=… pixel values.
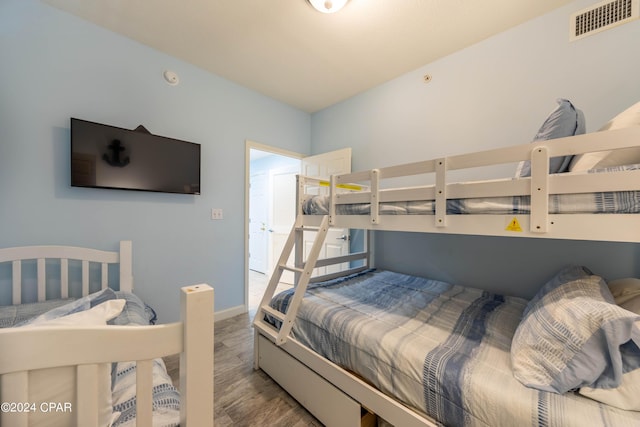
left=214, top=304, right=246, bottom=322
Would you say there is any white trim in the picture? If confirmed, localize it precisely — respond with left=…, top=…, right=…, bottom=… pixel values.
left=214, top=304, right=246, bottom=322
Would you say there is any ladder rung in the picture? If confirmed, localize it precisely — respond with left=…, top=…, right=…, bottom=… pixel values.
left=281, top=264, right=304, bottom=273
left=260, top=304, right=285, bottom=322
left=253, top=319, right=279, bottom=340
left=295, top=225, right=323, bottom=231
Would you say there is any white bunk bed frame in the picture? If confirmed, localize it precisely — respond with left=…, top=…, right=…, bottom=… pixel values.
left=253, top=127, right=640, bottom=427
left=0, top=240, right=214, bottom=427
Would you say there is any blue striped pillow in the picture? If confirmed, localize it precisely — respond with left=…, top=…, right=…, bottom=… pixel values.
left=511, top=266, right=640, bottom=394
left=516, top=99, right=586, bottom=177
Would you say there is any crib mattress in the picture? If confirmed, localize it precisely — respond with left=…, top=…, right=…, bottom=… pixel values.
left=267, top=269, right=640, bottom=427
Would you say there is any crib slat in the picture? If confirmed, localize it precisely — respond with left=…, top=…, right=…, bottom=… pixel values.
left=0, top=371, right=29, bottom=427
left=82, top=260, right=89, bottom=296
left=119, top=240, right=133, bottom=292
left=101, top=262, right=108, bottom=290
left=12, top=260, right=21, bottom=304
left=61, top=258, right=69, bottom=299
left=37, top=258, right=46, bottom=302
left=77, top=364, right=100, bottom=426
left=136, top=359, right=154, bottom=427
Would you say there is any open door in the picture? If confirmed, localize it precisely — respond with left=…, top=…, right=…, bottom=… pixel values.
left=246, top=142, right=352, bottom=311
left=301, top=148, right=352, bottom=277
left=268, top=167, right=299, bottom=284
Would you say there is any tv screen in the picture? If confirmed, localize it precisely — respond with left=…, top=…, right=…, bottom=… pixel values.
left=70, top=118, right=201, bottom=195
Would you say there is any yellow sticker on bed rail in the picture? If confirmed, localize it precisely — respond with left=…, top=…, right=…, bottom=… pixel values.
left=506, top=217, right=523, bottom=232
left=318, top=180, right=364, bottom=191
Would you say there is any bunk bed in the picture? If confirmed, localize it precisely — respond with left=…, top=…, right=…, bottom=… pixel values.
left=0, top=240, right=214, bottom=427
left=253, top=102, right=640, bottom=426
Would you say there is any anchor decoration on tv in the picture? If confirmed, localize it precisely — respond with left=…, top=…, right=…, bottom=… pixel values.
left=71, top=117, right=201, bottom=194
left=103, top=139, right=130, bottom=167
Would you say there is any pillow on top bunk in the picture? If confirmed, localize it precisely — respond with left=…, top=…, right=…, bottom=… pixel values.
left=569, top=101, right=640, bottom=171
left=511, top=266, right=640, bottom=395
left=516, top=98, right=586, bottom=177
left=577, top=277, right=640, bottom=411
left=19, top=297, right=125, bottom=427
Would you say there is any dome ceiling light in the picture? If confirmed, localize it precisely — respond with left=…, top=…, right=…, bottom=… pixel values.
left=307, top=0, right=349, bottom=14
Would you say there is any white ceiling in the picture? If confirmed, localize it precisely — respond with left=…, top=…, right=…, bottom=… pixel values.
left=44, top=0, right=573, bottom=113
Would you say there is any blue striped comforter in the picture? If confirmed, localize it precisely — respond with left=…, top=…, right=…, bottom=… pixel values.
left=268, top=269, right=640, bottom=426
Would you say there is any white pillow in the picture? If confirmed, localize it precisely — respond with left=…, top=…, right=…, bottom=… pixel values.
left=621, top=295, right=640, bottom=314
left=608, top=277, right=640, bottom=305
left=21, top=300, right=125, bottom=427
left=570, top=101, right=640, bottom=171
left=579, top=279, right=640, bottom=411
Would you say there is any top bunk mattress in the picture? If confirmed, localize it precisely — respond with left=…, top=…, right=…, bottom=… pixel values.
left=266, top=269, right=640, bottom=427
left=302, top=164, right=640, bottom=216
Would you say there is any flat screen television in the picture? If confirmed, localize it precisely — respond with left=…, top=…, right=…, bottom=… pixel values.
left=70, top=118, right=201, bottom=195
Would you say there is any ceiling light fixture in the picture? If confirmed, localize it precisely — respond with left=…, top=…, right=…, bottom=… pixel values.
left=307, top=0, right=349, bottom=14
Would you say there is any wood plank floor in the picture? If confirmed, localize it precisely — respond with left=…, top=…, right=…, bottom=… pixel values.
left=166, top=310, right=322, bottom=426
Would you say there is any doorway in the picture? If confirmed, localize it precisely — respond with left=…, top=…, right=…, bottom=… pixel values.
left=245, top=143, right=354, bottom=315
left=246, top=141, right=302, bottom=313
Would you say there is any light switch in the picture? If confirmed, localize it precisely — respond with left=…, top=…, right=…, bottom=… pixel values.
left=211, top=208, right=223, bottom=220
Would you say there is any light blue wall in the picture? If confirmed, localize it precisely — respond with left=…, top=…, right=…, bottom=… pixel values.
left=311, top=0, right=640, bottom=298
left=0, top=0, right=310, bottom=321
left=3, top=0, right=639, bottom=316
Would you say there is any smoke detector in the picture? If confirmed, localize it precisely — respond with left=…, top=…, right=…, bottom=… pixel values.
left=163, top=70, right=180, bottom=86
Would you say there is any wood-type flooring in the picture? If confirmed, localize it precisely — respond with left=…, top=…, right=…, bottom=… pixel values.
left=165, top=310, right=322, bottom=426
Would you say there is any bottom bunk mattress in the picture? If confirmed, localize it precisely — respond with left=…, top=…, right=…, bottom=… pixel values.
left=267, top=269, right=640, bottom=427
left=0, top=289, right=180, bottom=427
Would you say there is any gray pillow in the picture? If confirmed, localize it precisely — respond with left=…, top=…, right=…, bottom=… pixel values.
left=516, top=99, right=586, bottom=177
left=511, top=266, right=640, bottom=394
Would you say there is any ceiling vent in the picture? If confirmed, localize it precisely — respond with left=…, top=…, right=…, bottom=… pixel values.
left=570, top=0, right=639, bottom=41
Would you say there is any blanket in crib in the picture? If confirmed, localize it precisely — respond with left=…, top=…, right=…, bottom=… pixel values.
left=0, top=289, right=179, bottom=427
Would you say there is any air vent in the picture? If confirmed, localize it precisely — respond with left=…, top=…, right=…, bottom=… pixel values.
left=570, top=0, right=639, bottom=41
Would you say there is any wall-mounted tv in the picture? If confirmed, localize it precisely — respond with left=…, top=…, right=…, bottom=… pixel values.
left=70, top=118, right=201, bottom=195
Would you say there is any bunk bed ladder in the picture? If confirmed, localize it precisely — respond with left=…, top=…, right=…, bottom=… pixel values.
left=253, top=215, right=330, bottom=346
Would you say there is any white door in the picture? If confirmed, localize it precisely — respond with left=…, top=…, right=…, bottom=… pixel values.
left=301, top=148, right=352, bottom=183
left=269, top=168, right=298, bottom=283
left=301, top=148, right=352, bottom=277
left=249, top=171, right=268, bottom=273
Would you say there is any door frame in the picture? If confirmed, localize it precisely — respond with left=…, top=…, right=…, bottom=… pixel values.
left=245, top=140, right=304, bottom=311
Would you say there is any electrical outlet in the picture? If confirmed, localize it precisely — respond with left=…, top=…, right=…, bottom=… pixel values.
left=211, top=208, right=223, bottom=220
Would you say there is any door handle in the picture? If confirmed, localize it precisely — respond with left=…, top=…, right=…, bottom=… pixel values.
left=336, top=235, right=349, bottom=241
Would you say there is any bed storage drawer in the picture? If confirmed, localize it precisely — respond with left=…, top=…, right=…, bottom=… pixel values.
left=258, top=334, right=362, bottom=426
